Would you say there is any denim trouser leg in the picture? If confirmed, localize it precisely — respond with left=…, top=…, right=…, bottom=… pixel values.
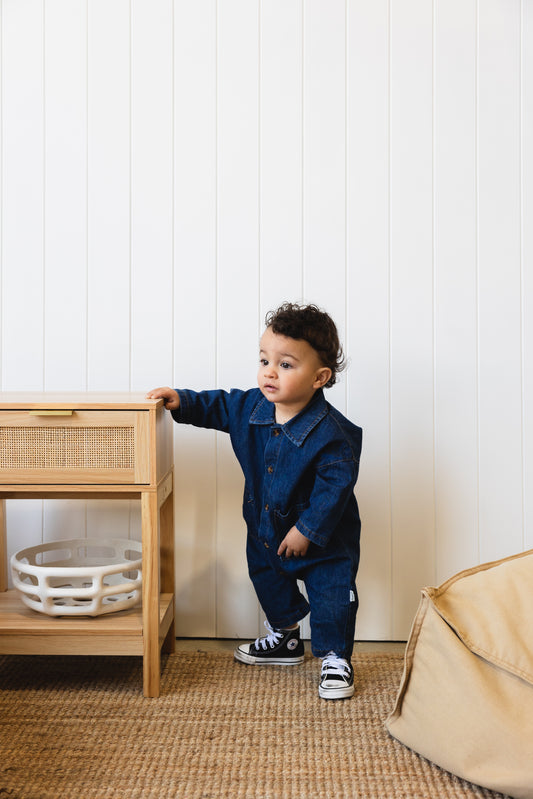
left=246, top=530, right=359, bottom=659
left=302, top=554, right=359, bottom=660
left=246, top=532, right=310, bottom=629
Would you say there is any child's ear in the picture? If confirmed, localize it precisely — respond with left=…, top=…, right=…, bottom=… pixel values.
left=314, top=368, right=332, bottom=389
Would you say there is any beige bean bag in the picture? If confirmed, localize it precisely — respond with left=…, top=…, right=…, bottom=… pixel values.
left=386, top=549, right=533, bottom=799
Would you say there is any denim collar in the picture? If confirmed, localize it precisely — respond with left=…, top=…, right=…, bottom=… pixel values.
left=249, top=389, right=328, bottom=447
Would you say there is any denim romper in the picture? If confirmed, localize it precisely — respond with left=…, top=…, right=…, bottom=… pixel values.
left=173, top=387, right=362, bottom=659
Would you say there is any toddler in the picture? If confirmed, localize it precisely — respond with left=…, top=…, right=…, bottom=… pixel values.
left=147, top=302, right=362, bottom=699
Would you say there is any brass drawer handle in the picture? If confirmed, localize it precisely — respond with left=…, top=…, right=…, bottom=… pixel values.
left=28, top=410, right=74, bottom=417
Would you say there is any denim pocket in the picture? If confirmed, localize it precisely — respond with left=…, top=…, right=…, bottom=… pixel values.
left=273, top=502, right=309, bottom=539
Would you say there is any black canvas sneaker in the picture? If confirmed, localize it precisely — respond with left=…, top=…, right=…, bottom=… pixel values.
left=318, top=652, right=354, bottom=699
left=234, top=620, right=304, bottom=665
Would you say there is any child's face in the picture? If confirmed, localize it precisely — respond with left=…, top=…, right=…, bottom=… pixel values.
left=258, top=326, right=331, bottom=421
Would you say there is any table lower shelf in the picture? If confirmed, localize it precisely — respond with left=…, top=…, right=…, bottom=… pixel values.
left=0, top=590, right=174, bottom=656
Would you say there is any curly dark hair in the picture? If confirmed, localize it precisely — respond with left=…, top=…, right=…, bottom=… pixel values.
left=264, top=302, right=346, bottom=388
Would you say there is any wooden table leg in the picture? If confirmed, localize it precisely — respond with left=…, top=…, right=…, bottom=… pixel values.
left=0, top=499, right=7, bottom=592
left=160, top=485, right=175, bottom=654
left=141, top=491, right=161, bottom=697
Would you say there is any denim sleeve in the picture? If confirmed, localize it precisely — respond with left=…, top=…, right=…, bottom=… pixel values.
left=295, top=457, right=359, bottom=548
left=171, top=388, right=238, bottom=433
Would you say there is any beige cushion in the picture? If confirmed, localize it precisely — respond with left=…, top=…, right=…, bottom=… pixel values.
left=386, top=549, right=533, bottom=799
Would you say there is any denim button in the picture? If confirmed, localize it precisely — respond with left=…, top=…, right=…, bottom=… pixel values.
left=264, top=503, right=269, bottom=511
left=267, top=466, right=273, bottom=474
left=264, top=541, right=270, bottom=549
left=273, top=429, right=280, bottom=437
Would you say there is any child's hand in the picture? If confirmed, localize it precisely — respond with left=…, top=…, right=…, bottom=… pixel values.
left=277, top=526, right=310, bottom=559
left=145, top=387, right=180, bottom=411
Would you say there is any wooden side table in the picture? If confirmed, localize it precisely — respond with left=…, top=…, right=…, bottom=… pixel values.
left=0, top=392, right=175, bottom=698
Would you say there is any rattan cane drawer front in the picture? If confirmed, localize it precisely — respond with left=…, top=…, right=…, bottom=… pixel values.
left=0, top=410, right=150, bottom=484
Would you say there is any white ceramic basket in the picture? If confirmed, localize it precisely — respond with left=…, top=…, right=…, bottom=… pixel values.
left=11, top=538, right=142, bottom=617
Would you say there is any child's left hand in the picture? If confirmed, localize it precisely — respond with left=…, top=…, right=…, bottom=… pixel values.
left=277, top=526, right=310, bottom=558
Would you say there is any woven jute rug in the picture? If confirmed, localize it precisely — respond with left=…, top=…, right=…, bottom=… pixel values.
left=0, top=651, right=510, bottom=799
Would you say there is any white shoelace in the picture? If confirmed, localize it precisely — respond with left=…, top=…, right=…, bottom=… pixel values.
left=321, top=652, right=350, bottom=678
left=254, top=620, right=284, bottom=651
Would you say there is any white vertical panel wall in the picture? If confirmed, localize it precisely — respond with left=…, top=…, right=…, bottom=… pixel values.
left=433, top=0, right=478, bottom=584
left=477, top=1, right=523, bottom=564
left=1, top=0, right=532, bottom=640
left=346, top=0, right=391, bottom=639
left=173, top=0, right=218, bottom=637
left=524, top=0, right=533, bottom=553
left=389, top=0, right=435, bottom=637
left=1, top=0, right=45, bottom=555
